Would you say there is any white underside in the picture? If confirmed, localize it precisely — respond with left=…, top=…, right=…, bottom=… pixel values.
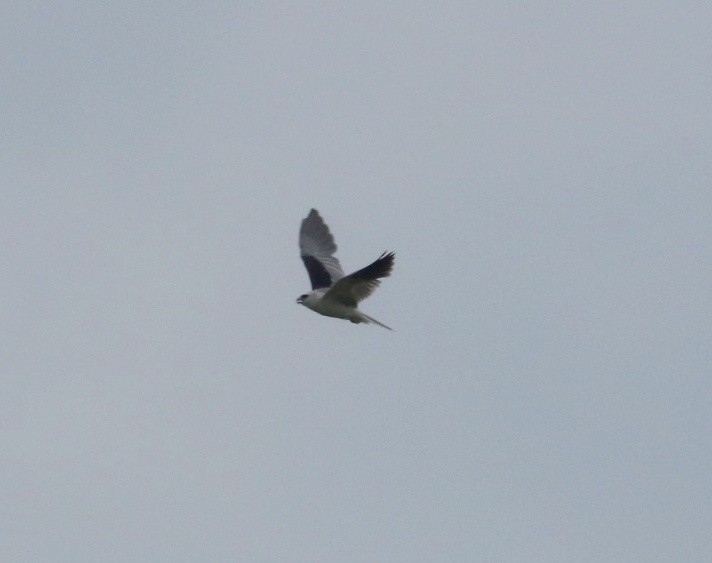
left=303, top=291, right=362, bottom=322
left=301, top=290, right=391, bottom=329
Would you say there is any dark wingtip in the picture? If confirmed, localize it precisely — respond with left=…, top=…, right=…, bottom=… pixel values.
left=354, top=251, right=395, bottom=280
left=379, top=251, right=395, bottom=273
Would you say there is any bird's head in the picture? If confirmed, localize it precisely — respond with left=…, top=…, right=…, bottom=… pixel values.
left=296, top=294, right=309, bottom=305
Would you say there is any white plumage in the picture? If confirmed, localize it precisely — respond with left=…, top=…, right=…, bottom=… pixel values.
left=297, top=209, right=395, bottom=330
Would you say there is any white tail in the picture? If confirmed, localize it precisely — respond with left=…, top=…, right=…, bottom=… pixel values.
left=361, top=313, right=393, bottom=331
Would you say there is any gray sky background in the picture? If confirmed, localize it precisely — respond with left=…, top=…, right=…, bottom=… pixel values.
left=2, top=2, right=711, bottom=561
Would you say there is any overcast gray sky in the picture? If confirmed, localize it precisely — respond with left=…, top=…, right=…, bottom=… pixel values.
left=2, top=2, right=711, bottom=561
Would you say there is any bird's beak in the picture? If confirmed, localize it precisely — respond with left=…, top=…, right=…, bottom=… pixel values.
left=296, top=297, right=303, bottom=305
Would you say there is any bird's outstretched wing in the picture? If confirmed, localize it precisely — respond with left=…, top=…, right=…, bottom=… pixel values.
left=325, top=252, right=395, bottom=306
left=299, top=209, right=345, bottom=289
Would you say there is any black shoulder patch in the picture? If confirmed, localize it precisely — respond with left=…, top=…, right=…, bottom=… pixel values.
left=302, top=255, right=333, bottom=289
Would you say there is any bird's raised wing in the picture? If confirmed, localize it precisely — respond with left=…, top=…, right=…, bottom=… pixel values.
left=325, top=252, right=395, bottom=306
left=299, top=209, right=345, bottom=289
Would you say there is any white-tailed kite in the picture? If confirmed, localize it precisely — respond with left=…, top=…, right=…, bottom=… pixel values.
left=297, top=209, right=395, bottom=330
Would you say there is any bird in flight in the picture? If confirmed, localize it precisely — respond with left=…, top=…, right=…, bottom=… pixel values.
left=297, top=209, right=395, bottom=330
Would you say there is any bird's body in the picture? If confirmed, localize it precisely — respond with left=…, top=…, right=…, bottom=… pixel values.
left=297, top=209, right=394, bottom=330
left=299, top=289, right=363, bottom=323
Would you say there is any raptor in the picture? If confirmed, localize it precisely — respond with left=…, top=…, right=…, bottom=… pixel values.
left=297, top=209, right=395, bottom=330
